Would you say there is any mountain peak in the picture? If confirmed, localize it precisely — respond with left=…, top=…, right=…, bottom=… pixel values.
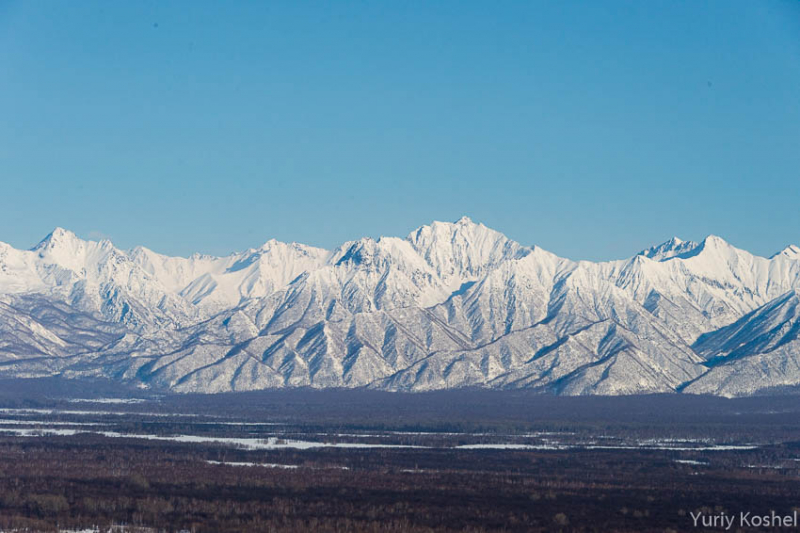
left=332, top=236, right=418, bottom=269
left=406, top=217, right=528, bottom=288
left=258, top=238, right=284, bottom=251
left=677, top=234, right=743, bottom=263
left=702, top=234, right=729, bottom=246
left=771, top=244, right=800, bottom=260
left=638, top=236, right=699, bottom=261
left=46, top=227, right=76, bottom=241
left=419, top=216, right=502, bottom=236
left=257, top=238, right=328, bottom=257
left=420, top=216, right=483, bottom=234
left=32, top=227, right=82, bottom=251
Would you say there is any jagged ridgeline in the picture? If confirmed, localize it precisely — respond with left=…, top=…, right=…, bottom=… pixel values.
left=1, top=217, right=800, bottom=396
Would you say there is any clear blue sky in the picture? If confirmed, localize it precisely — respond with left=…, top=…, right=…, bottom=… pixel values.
left=1, top=1, right=798, bottom=260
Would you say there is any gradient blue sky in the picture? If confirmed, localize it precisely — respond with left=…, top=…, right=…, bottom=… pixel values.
left=1, top=1, right=799, bottom=260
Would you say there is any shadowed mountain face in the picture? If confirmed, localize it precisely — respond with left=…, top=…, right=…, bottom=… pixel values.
left=1, top=218, right=800, bottom=397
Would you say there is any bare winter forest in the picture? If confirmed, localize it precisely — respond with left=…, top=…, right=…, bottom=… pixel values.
left=1, top=381, right=800, bottom=532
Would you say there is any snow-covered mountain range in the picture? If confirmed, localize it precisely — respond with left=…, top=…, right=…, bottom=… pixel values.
left=2, top=217, right=800, bottom=397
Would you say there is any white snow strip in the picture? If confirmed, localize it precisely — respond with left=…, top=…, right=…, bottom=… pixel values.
left=206, top=460, right=299, bottom=469
left=66, top=398, right=148, bottom=404
left=0, top=429, right=427, bottom=450
left=205, top=460, right=350, bottom=471
left=0, top=419, right=100, bottom=426
left=582, top=444, right=758, bottom=451
left=0, top=408, right=198, bottom=417
left=673, top=459, right=708, bottom=465
left=456, top=443, right=568, bottom=450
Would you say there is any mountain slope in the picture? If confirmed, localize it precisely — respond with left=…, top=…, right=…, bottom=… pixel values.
left=684, top=290, right=800, bottom=396
left=0, top=219, right=799, bottom=396
left=130, top=240, right=329, bottom=312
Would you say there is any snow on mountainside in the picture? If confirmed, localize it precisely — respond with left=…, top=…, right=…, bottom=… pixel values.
left=2, top=229, right=197, bottom=332
left=693, top=289, right=800, bottom=363
left=0, top=295, right=126, bottom=364
left=407, top=216, right=530, bottom=292
left=685, top=289, right=800, bottom=396
left=1, top=219, right=800, bottom=397
left=130, top=240, right=329, bottom=312
left=589, top=235, right=800, bottom=343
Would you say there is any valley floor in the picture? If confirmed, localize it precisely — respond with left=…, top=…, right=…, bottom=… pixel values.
left=1, top=382, right=800, bottom=532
